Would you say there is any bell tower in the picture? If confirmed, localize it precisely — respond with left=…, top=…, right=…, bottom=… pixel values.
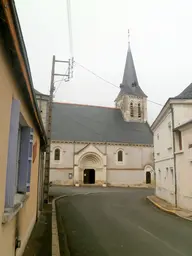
left=115, top=31, right=147, bottom=122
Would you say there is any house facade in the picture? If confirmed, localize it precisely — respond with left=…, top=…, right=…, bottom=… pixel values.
left=36, top=42, right=154, bottom=187
left=152, top=83, right=192, bottom=210
left=0, top=2, right=46, bottom=256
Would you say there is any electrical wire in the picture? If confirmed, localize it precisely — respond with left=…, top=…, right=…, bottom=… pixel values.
left=75, top=61, right=163, bottom=107
left=54, top=68, right=68, bottom=94
left=54, top=62, right=76, bottom=94
left=66, top=0, right=74, bottom=58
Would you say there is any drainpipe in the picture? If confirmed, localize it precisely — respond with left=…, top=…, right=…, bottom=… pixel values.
left=171, top=104, right=177, bottom=207
left=73, top=141, right=75, bottom=185
left=105, top=142, right=107, bottom=185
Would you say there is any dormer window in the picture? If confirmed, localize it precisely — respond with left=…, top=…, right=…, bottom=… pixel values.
left=138, top=103, right=141, bottom=118
left=130, top=102, right=134, bottom=117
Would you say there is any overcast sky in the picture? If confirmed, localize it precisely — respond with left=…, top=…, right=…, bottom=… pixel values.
left=15, top=0, right=192, bottom=124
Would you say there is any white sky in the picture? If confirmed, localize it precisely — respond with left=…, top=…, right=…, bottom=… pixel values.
left=15, top=0, right=192, bottom=124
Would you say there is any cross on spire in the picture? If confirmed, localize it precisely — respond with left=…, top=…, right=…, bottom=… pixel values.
left=128, top=29, right=130, bottom=45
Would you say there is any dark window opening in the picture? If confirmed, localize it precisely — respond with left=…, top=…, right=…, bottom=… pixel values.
left=130, top=102, right=134, bottom=117
left=118, top=150, right=123, bottom=162
left=177, top=131, right=182, bottom=150
left=138, top=103, right=141, bottom=118
left=146, top=171, right=151, bottom=184
left=54, top=148, right=60, bottom=160
left=84, top=169, right=95, bottom=184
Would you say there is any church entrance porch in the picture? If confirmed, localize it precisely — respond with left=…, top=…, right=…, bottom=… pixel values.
left=84, top=169, right=95, bottom=184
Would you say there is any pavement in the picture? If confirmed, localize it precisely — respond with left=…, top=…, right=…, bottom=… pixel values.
left=55, top=186, right=192, bottom=256
left=147, top=195, right=192, bottom=221
left=23, top=204, right=52, bottom=256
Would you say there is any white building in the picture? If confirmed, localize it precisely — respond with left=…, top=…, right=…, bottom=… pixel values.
left=36, top=41, right=154, bottom=187
left=151, top=83, right=192, bottom=210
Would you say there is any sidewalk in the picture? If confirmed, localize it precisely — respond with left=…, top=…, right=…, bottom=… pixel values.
left=147, top=195, right=192, bottom=221
left=23, top=204, right=52, bottom=256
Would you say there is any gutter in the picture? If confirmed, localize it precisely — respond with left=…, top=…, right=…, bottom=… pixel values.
left=171, top=104, right=177, bottom=207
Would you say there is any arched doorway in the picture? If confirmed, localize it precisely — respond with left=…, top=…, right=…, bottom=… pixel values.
left=146, top=171, right=151, bottom=184
left=144, top=165, right=153, bottom=184
left=79, top=153, right=103, bottom=185
left=84, top=169, right=95, bottom=184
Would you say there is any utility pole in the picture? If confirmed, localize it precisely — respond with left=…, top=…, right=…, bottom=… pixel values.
left=43, top=55, right=73, bottom=203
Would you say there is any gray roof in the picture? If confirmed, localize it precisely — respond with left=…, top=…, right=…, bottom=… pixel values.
left=51, top=103, right=153, bottom=145
left=34, top=89, right=49, bottom=97
left=174, top=83, right=192, bottom=99
left=34, top=89, right=42, bottom=94
left=116, top=44, right=147, bottom=100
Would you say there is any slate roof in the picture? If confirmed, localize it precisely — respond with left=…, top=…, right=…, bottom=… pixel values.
left=51, top=102, right=153, bottom=145
left=34, top=89, right=49, bottom=97
left=174, top=83, right=192, bottom=99
left=116, top=44, right=147, bottom=100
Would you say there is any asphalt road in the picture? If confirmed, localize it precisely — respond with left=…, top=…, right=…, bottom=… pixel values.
left=55, top=187, right=192, bottom=256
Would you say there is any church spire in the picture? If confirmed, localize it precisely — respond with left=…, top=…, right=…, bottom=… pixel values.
left=118, top=32, right=147, bottom=98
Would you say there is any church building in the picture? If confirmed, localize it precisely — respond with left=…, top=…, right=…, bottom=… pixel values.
left=35, top=41, right=154, bottom=187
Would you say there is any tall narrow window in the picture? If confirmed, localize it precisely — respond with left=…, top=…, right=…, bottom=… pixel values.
left=117, top=150, right=123, bottom=162
left=54, top=148, right=60, bottom=160
left=138, top=103, right=141, bottom=118
left=177, top=131, right=182, bottom=150
left=130, top=102, right=134, bottom=117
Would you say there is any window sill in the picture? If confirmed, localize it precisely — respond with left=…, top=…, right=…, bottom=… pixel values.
left=174, top=151, right=184, bottom=155
left=2, top=193, right=29, bottom=224
left=116, top=161, right=124, bottom=165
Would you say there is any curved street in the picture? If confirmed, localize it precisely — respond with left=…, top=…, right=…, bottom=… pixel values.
left=53, top=187, right=192, bottom=256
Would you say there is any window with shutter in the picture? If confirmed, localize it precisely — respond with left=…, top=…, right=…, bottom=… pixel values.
left=17, top=127, right=34, bottom=193
left=5, top=99, right=20, bottom=208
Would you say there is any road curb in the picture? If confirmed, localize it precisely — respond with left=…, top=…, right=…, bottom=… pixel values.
left=146, top=196, right=176, bottom=215
left=52, top=195, right=70, bottom=256
left=147, top=196, right=192, bottom=222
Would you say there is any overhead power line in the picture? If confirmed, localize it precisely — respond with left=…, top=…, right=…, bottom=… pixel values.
left=66, top=0, right=74, bottom=58
left=75, top=61, right=163, bottom=107
left=75, top=62, right=119, bottom=89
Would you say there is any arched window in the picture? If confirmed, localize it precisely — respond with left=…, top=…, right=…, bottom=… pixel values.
left=54, top=148, right=60, bottom=160
left=138, top=103, right=141, bottom=118
left=130, top=102, right=134, bottom=117
left=117, top=150, right=123, bottom=162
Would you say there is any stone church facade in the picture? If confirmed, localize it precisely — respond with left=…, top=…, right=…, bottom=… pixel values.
left=35, top=42, right=154, bottom=187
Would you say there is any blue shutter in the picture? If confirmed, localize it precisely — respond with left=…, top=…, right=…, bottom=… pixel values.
left=5, top=99, right=20, bottom=208
left=17, top=127, right=33, bottom=193
left=27, top=128, right=33, bottom=192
